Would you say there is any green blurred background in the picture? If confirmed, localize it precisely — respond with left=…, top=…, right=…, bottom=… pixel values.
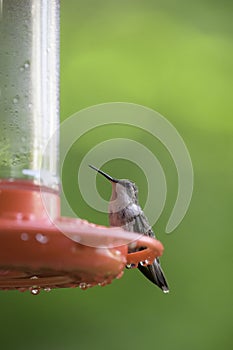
left=1, top=0, right=233, bottom=349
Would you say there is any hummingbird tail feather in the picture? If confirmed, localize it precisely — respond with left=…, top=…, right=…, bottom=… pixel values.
left=138, top=259, right=169, bottom=293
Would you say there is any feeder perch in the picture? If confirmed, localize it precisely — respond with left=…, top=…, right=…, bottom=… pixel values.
left=0, top=0, right=164, bottom=294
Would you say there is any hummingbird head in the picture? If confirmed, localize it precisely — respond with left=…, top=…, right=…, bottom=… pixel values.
left=116, top=179, right=139, bottom=204
left=89, top=165, right=139, bottom=206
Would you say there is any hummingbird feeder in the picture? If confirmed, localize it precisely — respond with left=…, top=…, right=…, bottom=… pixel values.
left=0, top=0, right=164, bottom=294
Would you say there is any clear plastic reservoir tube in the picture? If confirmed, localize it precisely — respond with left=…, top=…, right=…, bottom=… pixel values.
left=0, top=0, right=60, bottom=190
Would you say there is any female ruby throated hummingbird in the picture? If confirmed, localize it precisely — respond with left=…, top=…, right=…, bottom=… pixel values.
left=89, top=165, right=169, bottom=293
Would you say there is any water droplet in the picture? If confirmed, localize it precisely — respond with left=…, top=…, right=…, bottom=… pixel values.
left=20, top=61, right=30, bottom=72
left=30, top=276, right=38, bottom=280
left=30, top=288, right=40, bottom=295
left=21, top=232, right=29, bottom=241
left=113, top=250, right=121, bottom=256
left=79, top=282, right=88, bottom=290
left=126, top=263, right=137, bottom=269
left=24, top=61, right=30, bottom=69
left=98, top=280, right=108, bottom=287
left=36, top=233, right=48, bottom=244
left=162, top=288, right=169, bottom=294
left=13, top=95, right=19, bottom=104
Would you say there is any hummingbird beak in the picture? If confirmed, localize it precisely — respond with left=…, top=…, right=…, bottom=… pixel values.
left=89, top=165, right=119, bottom=183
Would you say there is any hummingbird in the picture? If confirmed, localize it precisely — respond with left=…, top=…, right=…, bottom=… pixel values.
left=89, top=164, right=169, bottom=293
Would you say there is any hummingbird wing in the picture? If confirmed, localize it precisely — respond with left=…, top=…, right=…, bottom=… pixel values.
left=138, top=259, right=169, bottom=293
left=109, top=204, right=169, bottom=292
left=126, top=210, right=170, bottom=293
